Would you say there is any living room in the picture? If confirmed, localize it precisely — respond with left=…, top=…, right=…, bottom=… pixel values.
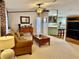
left=0, top=0, right=79, bottom=59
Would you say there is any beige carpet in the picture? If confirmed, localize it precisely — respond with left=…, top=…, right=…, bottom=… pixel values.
left=17, top=36, right=79, bottom=59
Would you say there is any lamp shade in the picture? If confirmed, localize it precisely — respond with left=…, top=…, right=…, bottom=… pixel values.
left=0, top=36, right=15, bottom=50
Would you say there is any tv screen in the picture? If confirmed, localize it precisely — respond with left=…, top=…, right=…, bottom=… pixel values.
left=67, top=18, right=79, bottom=20
left=67, top=22, right=79, bottom=30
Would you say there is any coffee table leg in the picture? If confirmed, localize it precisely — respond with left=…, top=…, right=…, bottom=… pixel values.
left=39, top=44, right=41, bottom=47
left=39, top=41, right=41, bottom=47
left=49, top=39, right=50, bottom=45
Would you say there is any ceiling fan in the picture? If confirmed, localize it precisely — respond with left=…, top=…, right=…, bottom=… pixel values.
left=36, top=3, right=49, bottom=14
left=8, top=3, right=49, bottom=13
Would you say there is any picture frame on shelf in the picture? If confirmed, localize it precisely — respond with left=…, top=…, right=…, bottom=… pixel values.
left=20, top=16, right=30, bottom=24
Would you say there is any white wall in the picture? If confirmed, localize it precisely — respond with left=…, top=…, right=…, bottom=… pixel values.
left=8, top=12, right=37, bottom=33
left=0, top=16, right=1, bottom=36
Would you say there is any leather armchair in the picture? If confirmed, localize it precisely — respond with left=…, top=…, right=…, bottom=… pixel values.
left=14, top=38, right=33, bottom=56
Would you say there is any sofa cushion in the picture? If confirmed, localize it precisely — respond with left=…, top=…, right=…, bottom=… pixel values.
left=23, top=33, right=31, bottom=36
left=21, top=35, right=32, bottom=41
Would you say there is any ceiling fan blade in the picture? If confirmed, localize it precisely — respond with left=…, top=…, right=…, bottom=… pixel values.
left=43, top=9, right=49, bottom=12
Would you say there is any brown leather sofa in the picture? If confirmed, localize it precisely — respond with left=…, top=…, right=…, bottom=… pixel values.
left=6, top=31, right=33, bottom=56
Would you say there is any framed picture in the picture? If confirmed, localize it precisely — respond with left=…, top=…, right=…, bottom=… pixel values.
left=20, top=16, right=30, bottom=24
left=48, top=16, right=57, bottom=23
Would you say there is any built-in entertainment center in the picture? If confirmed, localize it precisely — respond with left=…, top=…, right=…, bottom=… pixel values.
left=67, top=16, right=79, bottom=40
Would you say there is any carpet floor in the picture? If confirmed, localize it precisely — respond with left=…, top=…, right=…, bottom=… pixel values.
left=17, top=36, right=79, bottom=59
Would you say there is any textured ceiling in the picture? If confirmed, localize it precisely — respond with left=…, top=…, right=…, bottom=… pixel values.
left=4, top=0, right=79, bottom=16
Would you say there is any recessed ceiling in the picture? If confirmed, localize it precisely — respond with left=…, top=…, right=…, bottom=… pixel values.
left=4, top=0, right=79, bottom=16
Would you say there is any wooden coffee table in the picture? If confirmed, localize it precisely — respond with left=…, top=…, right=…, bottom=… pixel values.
left=33, top=35, right=50, bottom=47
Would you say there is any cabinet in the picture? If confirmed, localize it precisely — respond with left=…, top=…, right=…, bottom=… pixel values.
left=67, top=16, right=79, bottom=40
left=19, top=27, right=33, bottom=34
left=48, top=27, right=58, bottom=35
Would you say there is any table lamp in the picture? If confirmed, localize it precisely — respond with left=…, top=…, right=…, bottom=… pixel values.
left=0, top=36, right=15, bottom=50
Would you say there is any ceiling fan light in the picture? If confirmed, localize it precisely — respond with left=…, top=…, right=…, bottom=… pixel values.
left=37, top=8, right=43, bottom=13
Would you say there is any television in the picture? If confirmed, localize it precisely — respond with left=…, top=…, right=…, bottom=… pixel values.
left=67, top=18, right=79, bottom=20
left=67, top=22, right=79, bottom=30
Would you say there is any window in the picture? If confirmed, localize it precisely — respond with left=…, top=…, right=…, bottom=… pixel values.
left=36, top=17, right=41, bottom=35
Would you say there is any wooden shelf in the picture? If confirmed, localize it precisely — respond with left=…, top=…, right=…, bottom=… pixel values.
left=66, top=37, right=79, bottom=45
left=67, top=20, right=79, bottom=22
left=19, top=27, right=33, bottom=34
